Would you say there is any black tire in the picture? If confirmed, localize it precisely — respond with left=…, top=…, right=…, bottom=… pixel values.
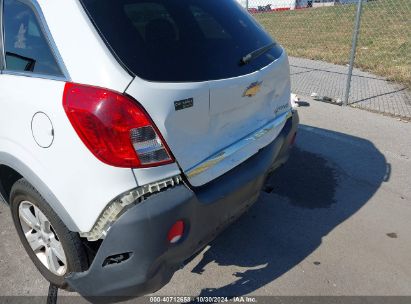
left=10, top=178, right=88, bottom=290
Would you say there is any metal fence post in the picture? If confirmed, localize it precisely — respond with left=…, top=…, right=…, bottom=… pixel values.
left=245, top=0, right=249, bottom=10
left=343, top=0, right=364, bottom=106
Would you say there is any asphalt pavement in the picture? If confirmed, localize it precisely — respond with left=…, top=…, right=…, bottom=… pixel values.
left=1, top=97, right=410, bottom=302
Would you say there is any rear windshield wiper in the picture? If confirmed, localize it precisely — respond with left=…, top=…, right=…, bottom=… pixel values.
left=240, top=42, right=276, bottom=66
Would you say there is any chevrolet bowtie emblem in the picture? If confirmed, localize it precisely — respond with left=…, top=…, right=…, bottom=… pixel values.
left=243, top=81, right=263, bottom=98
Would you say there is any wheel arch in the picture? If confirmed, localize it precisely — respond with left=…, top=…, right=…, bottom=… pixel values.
left=0, top=152, right=79, bottom=232
left=0, top=165, right=22, bottom=204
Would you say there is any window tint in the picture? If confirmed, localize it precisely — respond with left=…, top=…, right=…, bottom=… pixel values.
left=3, top=0, right=63, bottom=76
left=190, top=6, right=230, bottom=40
left=80, top=0, right=283, bottom=82
left=124, top=3, right=179, bottom=42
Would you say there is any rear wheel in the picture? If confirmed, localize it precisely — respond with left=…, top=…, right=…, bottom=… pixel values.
left=10, top=179, right=88, bottom=289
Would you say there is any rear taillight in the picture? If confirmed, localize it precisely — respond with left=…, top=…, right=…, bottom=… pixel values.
left=63, top=82, right=174, bottom=168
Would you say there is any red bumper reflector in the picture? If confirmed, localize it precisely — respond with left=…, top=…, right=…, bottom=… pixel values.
left=167, top=220, right=185, bottom=244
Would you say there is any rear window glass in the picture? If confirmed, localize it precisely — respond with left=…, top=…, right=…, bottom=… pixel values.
left=80, top=0, right=283, bottom=82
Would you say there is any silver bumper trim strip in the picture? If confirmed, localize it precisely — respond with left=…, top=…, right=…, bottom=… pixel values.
left=186, top=110, right=292, bottom=179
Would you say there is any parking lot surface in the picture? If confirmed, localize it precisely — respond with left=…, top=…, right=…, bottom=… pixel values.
left=1, top=98, right=410, bottom=301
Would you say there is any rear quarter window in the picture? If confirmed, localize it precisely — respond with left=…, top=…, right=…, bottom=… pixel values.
left=3, top=0, right=63, bottom=76
left=80, top=0, right=283, bottom=82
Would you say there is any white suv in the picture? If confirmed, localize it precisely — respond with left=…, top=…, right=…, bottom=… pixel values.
left=0, top=0, right=298, bottom=301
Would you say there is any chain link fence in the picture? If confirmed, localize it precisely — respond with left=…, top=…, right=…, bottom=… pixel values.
left=240, top=0, right=411, bottom=120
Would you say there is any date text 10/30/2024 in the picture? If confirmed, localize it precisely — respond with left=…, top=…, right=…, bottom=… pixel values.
left=150, top=296, right=258, bottom=303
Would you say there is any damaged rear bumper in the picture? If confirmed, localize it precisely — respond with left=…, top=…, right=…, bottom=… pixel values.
left=66, top=111, right=299, bottom=302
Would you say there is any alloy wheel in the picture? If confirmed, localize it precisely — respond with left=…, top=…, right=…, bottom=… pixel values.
left=18, top=201, right=67, bottom=276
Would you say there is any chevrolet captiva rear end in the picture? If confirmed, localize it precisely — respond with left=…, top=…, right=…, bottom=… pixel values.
left=0, top=0, right=298, bottom=301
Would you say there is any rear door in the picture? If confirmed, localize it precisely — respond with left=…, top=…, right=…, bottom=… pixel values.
left=80, top=0, right=292, bottom=186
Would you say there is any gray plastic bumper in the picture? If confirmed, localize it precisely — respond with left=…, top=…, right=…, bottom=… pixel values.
left=66, top=111, right=299, bottom=303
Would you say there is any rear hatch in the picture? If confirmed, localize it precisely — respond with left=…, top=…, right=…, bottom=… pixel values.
left=80, top=0, right=292, bottom=186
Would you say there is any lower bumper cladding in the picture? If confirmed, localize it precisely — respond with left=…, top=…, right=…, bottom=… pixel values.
left=68, top=111, right=299, bottom=302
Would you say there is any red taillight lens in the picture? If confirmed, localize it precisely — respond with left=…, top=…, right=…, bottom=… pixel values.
left=63, top=82, right=174, bottom=168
